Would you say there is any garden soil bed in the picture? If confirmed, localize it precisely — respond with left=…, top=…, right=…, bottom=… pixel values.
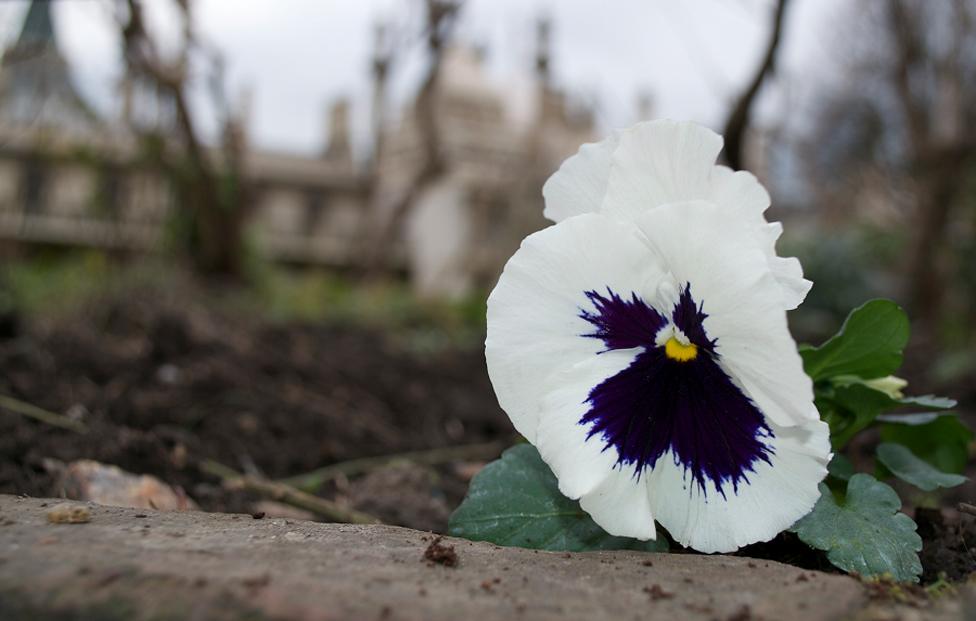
left=0, top=293, right=973, bottom=584
left=0, top=293, right=511, bottom=532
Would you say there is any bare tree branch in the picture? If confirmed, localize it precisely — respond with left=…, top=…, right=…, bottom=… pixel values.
left=886, top=0, right=928, bottom=156
left=200, top=460, right=382, bottom=525
left=278, top=440, right=507, bottom=493
left=365, top=0, right=462, bottom=276
left=722, top=0, right=791, bottom=171
left=887, top=0, right=976, bottom=330
left=116, top=0, right=245, bottom=277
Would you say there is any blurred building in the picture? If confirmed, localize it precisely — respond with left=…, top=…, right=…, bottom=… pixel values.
left=373, top=18, right=594, bottom=296
left=0, top=1, right=364, bottom=266
left=0, top=2, right=594, bottom=297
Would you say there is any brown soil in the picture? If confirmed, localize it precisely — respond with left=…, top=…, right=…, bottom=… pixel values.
left=916, top=507, right=976, bottom=583
left=0, top=293, right=510, bottom=530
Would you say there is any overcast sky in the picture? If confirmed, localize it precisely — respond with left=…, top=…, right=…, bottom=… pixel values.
left=0, top=0, right=847, bottom=156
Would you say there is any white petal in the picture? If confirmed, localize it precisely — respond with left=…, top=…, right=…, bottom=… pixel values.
left=536, top=352, right=640, bottom=500
left=580, top=461, right=657, bottom=541
left=542, top=132, right=620, bottom=223
left=599, top=119, right=723, bottom=220
left=768, top=256, right=811, bottom=310
left=649, top=417, right=830, bottom=553
left=485, top=213, right=668, bottom=443
left=763, top=221, right=784, bottom=248
left=631, top=201, right=816, bottom=426
left=706, top=165, right=770, bottom=219
left=708, top=166, right=811, bottom=309
left=589, top=122, right=810, bottom=310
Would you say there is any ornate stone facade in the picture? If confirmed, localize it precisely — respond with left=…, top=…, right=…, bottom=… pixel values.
left=0, top=2, right=595, bottom=297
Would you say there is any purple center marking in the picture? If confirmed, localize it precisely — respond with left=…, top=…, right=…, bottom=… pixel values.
left=579, top=285, right=773, bottom=497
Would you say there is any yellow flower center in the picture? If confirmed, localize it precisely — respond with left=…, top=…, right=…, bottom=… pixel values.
left=665, top=337, right=698, bottom=362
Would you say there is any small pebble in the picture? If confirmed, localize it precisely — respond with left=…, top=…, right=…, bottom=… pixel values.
left=47, top=503, right=90, bottom=524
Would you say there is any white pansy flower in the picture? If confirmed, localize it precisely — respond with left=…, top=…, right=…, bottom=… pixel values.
left=486, top=120, right=830, bottom=553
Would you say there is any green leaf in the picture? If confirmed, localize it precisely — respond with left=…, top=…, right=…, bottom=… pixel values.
left=876, top=443, right=967, bottom=491
left=801, top=300, right=909, bottom=381
left=793, top=474, right=922, bottom=582
left=827, top=454, right=855, bottom=481
left=880, top=415, right=973, bottom=475
left=877, top=412, right=949, bottom=425
left=820, top=383, right=900, bottom=450
left=448, top=444, right=667, bottom=552
left=873, top=394, right=957, bottom=426
left=897, top=394, right=957, bottom=409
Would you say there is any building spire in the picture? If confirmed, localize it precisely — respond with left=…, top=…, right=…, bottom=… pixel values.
left=16, top=0, right=57, bottom=49
left=0, top=0, right=98, bottom=131
left=534, top=15, right=552, bottom=87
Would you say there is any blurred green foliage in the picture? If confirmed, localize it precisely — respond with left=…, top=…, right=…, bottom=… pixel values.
left=782, top=225, right=902, bottom=342
left=241, top=264, right=487, bottom=349
left=0, top=250, right=487, bottom=350
left=1, top=250, right=116, bottom=318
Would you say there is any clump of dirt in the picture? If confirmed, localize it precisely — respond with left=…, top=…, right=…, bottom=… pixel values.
left=643, top=584, right=673, bottom=600
left=422, top=536, right=458, bottom=567
left=726, top=605, right=753, bottom=621
left=478, top=578, right=500, bottom=592
left=0, top=291, right=509, bottom=530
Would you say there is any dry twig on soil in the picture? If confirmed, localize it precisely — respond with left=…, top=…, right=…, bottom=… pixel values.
left=200, top=460, right=382, bottom=525
left=0, top=393, right=88, bottom=434
left=278, top=440, right=507, bottom=493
